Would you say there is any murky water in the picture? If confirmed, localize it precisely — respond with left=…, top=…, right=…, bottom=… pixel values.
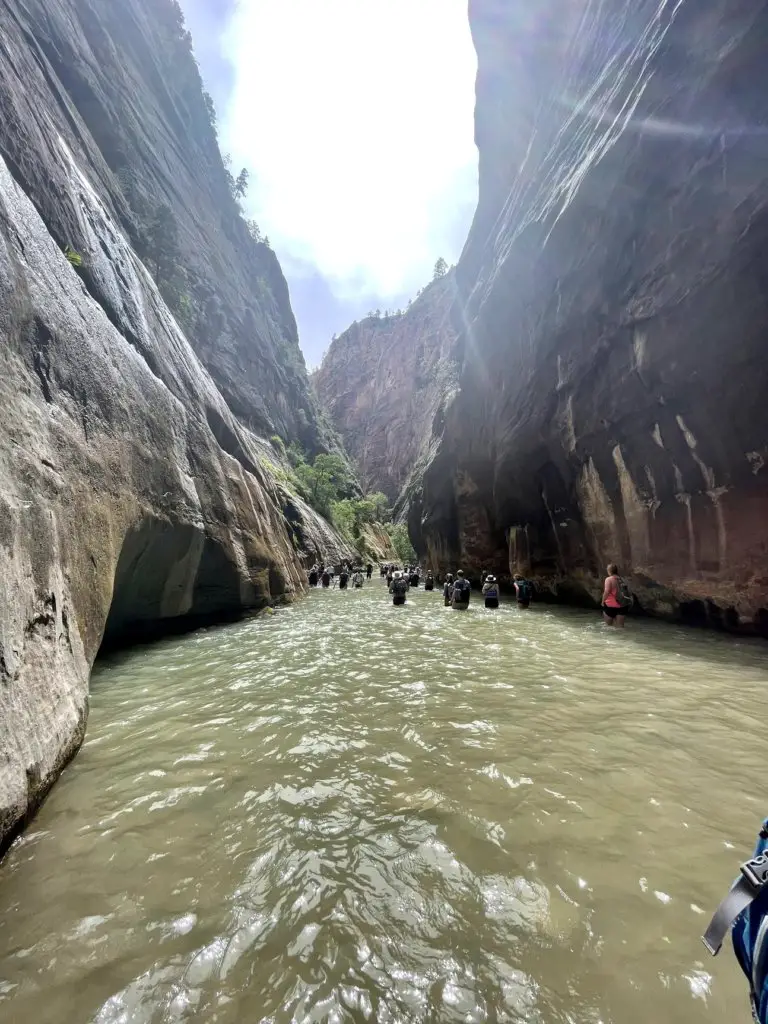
left=0, top=583, right=766, bottom=1023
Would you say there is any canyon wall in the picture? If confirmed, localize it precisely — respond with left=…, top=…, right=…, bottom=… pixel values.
left=0, top=0, right=327, bottom=449
left=413, top=0, right=768, bottom=631
left=313, top=275, right=459, bottom=507
left=0, top=0, right=350, bottom=849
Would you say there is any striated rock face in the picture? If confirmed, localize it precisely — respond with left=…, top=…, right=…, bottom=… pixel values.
left=412, top=0, right=768, bottom=633
left=359, top=523, right=400, bottom=564
left=0, top=0, right=351, bottom=848
left=313, top=276, right=459, bottom=506
left=415, top=0, right=768, bottom=626
left=0, top=0, right=325, bottom=449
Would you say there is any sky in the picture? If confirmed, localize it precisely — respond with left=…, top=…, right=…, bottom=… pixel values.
left=180, top=0, right=478, bottom=367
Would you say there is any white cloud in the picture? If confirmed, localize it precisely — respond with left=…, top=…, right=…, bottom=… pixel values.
left=220, top=0, right=478, bottom=301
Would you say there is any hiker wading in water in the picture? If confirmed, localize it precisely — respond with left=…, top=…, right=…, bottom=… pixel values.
left=513, top=573, right=533, bottom=609
left=482, top=574, right=500, bottom=609
left=390, top=570, right=408, bottom=606
left=602, top=563, right=631, bottom=627
left=452, top=570, right=471, bottom=610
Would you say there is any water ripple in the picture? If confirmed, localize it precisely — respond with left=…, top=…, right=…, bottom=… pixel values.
left=0, top=585, right=766, bottom=1022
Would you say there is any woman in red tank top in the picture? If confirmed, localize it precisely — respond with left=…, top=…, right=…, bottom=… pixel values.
left=602, top=563, right=628, bottom=628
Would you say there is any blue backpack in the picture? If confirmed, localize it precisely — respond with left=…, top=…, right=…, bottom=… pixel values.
left=704, top=818, right=768, bottom=1023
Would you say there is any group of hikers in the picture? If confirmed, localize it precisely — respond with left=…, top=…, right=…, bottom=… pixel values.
left=307, top=559, right=537, bottom=611
left=307, top=559, right=633, bottom=626
left=307, top=561, right=374, bottom=590
left=383, top=565, right=534, bottom=610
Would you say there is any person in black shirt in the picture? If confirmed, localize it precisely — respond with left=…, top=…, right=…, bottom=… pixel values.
left=452, top=570, right=471, bottom=609
left=390, top=571, right=408, bottom=606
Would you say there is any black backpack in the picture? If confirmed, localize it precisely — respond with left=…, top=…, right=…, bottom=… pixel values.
left=516, top=579, right=533, bottom=600
left=454, top=579, right=470, bottom=600
left=616, top=576, right=632, bottom=606
left=393, top=578, right=407, bottom=596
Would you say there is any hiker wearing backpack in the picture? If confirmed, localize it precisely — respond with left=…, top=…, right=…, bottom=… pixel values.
left=482, top=574, right=500, bottom=609
left=390, top=570, right=408, bottom=606
left=513, top=574, right=533, bottom=608
left=452, top=570, right=471, bottom=609
left=602, top=563, right=631, bottom=627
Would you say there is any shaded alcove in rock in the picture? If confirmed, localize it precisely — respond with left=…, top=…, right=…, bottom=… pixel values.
left=100, top=516, right=259, bottom=651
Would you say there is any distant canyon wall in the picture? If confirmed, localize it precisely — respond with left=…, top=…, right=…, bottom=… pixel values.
left=0, top=0, right=350, bottom=849
left=313, top=276, right=459, bottom=508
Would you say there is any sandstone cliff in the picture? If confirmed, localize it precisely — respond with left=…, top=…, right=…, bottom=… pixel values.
left=313, top=276, right=459, bottom=508
left=359, top=523, right=400, bottom=564
left=0, top=0, right=351, bottom=849
left=410, top=0, right=768, bottom=633
left=0, top=0, right=327, bottom=450
left=317, top=1, right=768, bottom=632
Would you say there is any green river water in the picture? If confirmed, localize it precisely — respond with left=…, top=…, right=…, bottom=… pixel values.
left=0, top=581, right=766, bottom=1023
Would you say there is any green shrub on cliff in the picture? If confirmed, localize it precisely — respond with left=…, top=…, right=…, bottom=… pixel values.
left=330, top=499, right=356, bottom=540
left=386, top=523, right=417, bottom=564
left=354, top=535, right=369, bottom=559
left=270, top=434, right=287, bottom=457
left=267, top=442, right=363, bottom=529
left=286, top=442, right=307, bottom=469
left=64, top=245, right=83, bottom=268
left=294, top=453, right=352, bottom=518
left=331, top=497, right=381, bottom=544
left=259, top=456, right=290, bottom=485
left=368, top=492, right=391, bottom=522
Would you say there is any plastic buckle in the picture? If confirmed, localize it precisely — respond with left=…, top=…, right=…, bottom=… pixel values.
left=741, top=851, right=768, bottom=891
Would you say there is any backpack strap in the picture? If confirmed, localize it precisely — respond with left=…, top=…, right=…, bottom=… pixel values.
left=704, top=825, right=768, bottom=954
left=704, top=868, right=767, bottom=954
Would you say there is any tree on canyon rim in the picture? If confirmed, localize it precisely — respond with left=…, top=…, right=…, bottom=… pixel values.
left=433, top=257, right=448, bottom=279
left=233, top=168, right=250, bottom=200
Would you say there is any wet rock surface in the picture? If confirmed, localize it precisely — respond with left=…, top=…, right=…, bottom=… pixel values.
left=416, top=0, right=768, bottom=632
left=0, top=0, right=348, bottom=848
